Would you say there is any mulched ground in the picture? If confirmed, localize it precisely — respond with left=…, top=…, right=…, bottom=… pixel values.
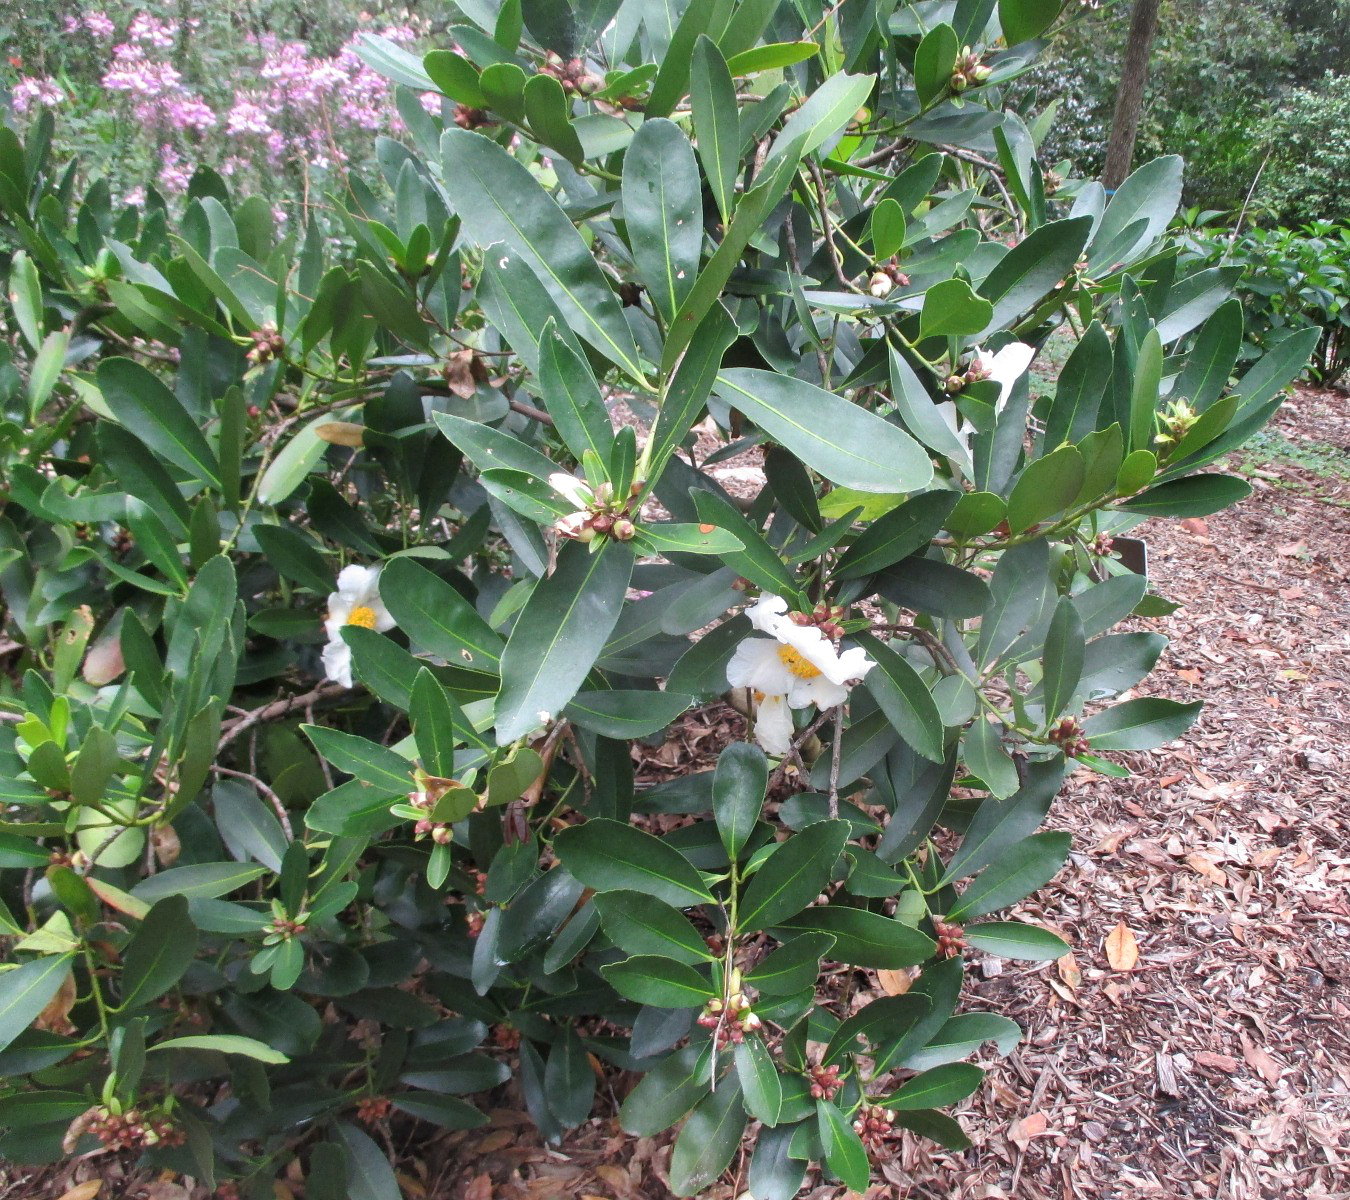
left=9, top=386, right=1348, bottom=1200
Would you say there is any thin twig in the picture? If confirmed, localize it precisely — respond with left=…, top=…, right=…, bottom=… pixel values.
left=828, top=705, right=844, bottom=817
left=806, top=158, right=862, bottom=293
left=211, top=764, right=295, bottom=839
left=767, top=707, right=837, bottom=792
left=217, top=682, right=348, bottom=753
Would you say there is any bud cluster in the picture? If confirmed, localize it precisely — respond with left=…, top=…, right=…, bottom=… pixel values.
left=80, top=1104, right=185, bottom=1152
left=932, top=917, right=967, bottom=959
left=246, top=323, right=285, bottom=365
left=552, top=476, right=641, bottom=544
left=696, top=983, right=762, bottom=1046
left=1048, top=715, right=1091, bottom=758
left=492, top=1024, right=522, bottom=1051
left=852, top=1102, right=896, bottom=1149
left=1154, top=399, right=1199, bottom=451
left=788, top=602, right=848, bottom=642
left=1090, top=533, right=1115, bottom=558
left=355, top=1095, right=391, bottom=1125
left=539, top=52, right=602, bottom=95
left=263, top=915, right=306, bottom=940
left=943, top=352, right=992, bottom=394
left=868, top=260, right=911, bottom=298
left=950, top=47, right=993, bottom=91
left=808, top=1062, right=843, bottom=1101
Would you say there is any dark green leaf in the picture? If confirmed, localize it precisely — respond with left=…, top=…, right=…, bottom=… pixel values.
left=119, top=896, right=199, bottom=1011
left=98, top=358, right=222, bottom=490
left=713, top=742, right=768, bottom=862
left=691, top=37, right=739, bottom=223
left=495, top=541, right=633, bottom=743
left=602, top=956, right=714, bottom=1008
left=553, top=818, right=715, bottom=908
left=1083, top=697, right=1202, bottom=751
left=881, top=1063, right=983, bottom=1110
left=834, top=490, right=958, bottom=579
left=739, top=821, right=850, bottom=932
left=818, top=1099, right=870, bottom=1192
left=856, top=634, right=945, bottom=764
left=593, top=891, right=714, bottom=965
left=776, top=906, right=936, bottom=968
left=441, top=129, right=644, bottom=382
left=947, top=831, right=1071, bottom=921
left=669, top=1074, right=747, bottom=1198
left=964, top=921, right=1068, bottom=961
left=715, top=369, right=932, bottom=494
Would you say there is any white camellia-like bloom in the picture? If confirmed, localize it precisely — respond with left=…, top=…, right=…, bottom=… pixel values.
left=935, top=341, right=1036, bottom=466
left=752, top=693, right=794, bottom=756
left=322, top=564, right=396, bottom=688
left=727, top=594, right=874, bottom=753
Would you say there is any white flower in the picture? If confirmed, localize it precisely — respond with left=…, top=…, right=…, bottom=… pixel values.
left=322, top=564, right=395, bottom=688
left=548, top=472, right=596, bottom=511
left=973, top=341, right=1035, bottom=414
left=935, top=342, right=1036, bottom=471
left=752, top=693, right=794, bottom=756
left=727, top=594, right=874, bottom=734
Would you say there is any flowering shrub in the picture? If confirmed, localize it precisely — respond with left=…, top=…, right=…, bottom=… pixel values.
left=0, top=2, right=1316, bottom=1197
left=3, top=4, right=426, bottom=205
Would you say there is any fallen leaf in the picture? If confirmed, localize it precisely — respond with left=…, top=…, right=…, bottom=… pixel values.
left=1056, top=952, right=1082, bottom=989
left=1179, top=517, right=1209, bottom=536
left=1009, top=1111, right=1049, bottom=1149
left=57, top=1183, right=103, bottom=1200
left=465, top=1174, right=493, bottom=1200
left=876, top=968, right=912, bottom=996
left=1158, top=773, right=1186, bottom=788
left=1186, top=853, right=1229, bottom=887
left=1175, top=668, right=1204, bottom=685
left=1240, top=1031, right=1283, bottom=1086
left=1105, top=922, right=1139, bottom=971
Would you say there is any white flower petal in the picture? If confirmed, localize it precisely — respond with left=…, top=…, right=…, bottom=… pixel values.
left=753, top=694, right=794, bottom=756
left=549, top=472, right=594, bottom=509
left=987, top=342, right=1035, bottom=412
left=322, top=634, right=354, bottom=688
left=745, top=593, right=789, bottom=634
left=794, top=674, right=850, bottom=709
left=335, top=563, right=380, bottom=601
left=727, top=637, right=796, bottom=695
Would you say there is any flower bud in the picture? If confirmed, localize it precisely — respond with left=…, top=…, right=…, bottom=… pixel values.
left=611, top=518, right=636, bottom=542
left=944, top=374, right=965, bottom=394
left=869, top=271, right=894, bottom=298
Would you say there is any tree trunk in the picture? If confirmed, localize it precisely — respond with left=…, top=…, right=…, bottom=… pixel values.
left=1102, top=0, right=1163, bottom=189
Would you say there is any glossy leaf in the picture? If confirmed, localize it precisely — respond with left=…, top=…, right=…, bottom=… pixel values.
left=738, top=821, right=850, bottom=932
left=495, top=541, right=634, bottom=743
left=553, top=818, right=715, bottom=909
left=715, top=369, right=932, bottom=493
left=622, top=118, right=701, bottom=322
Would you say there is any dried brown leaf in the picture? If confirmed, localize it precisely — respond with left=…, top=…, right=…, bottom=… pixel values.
left=1105, top=921, right=1139, bottom=971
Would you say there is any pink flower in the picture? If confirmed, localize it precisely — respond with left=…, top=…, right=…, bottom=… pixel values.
left=11, top=76, right=65, bottom=114
left=128, top=14, right=176, bottom=50
left=84, top=11, right=116, bottom=39
left=226, top=98, right=273, bottom=136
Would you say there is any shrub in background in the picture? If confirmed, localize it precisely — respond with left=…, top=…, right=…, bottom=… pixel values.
left=0, top=1, right=1316, bottom=1196
left=1256, top=72, right=1350, bottom=227
left=1179, top=216, right=1350, bottom=384
left=2, top=2, right=428, bottom=206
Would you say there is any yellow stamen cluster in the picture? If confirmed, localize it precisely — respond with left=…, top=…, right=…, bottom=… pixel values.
left=777, top=645, right=823, bottom=679
left=346, top=605, right=379, bottom=629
